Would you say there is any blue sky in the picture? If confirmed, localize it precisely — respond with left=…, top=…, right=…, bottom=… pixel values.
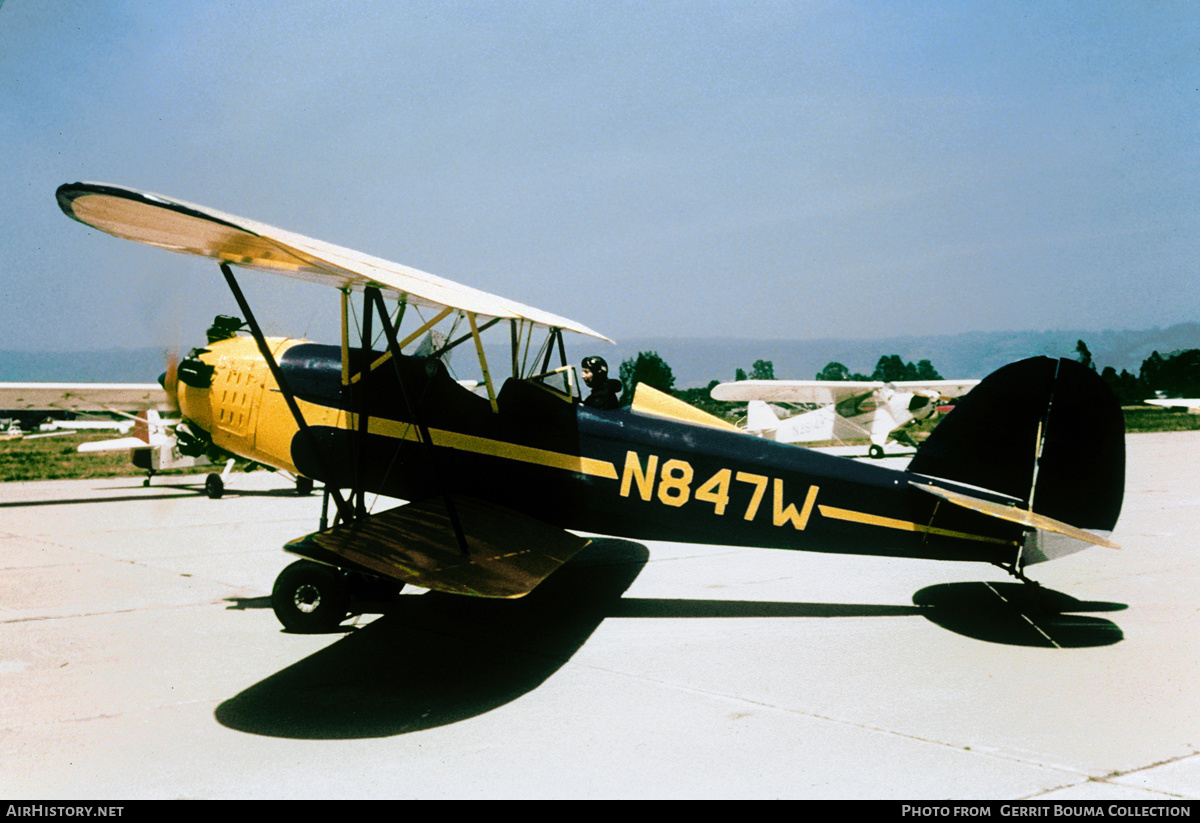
left=2, top=1, right=1197, bottom=353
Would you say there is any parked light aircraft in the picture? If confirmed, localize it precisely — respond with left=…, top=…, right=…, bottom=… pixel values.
left=711, top=379, right=979, bottom=458
left=57, top=182, right=1126, bottom=634
left=0, top=381, right=267, bottom=496
left=0, top=382, right=183, bottom=475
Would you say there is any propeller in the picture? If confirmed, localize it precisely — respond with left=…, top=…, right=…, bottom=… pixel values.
left=159, top=349, right=180, bottom=413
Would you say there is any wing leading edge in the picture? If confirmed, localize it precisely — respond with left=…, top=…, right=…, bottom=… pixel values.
left=56, top=182, right=611, bottom=343
left=711, top=379, right=980, bottom=405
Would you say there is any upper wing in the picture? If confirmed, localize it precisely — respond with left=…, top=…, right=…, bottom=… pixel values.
left=0, top=383, right=170, bottom=412
left=57, top=182, right=611, bottom=343
left=711, top=378, right=980, bottom=404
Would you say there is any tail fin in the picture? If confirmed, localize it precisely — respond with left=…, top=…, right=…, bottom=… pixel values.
left=908, top=357, right=1124, bottom=535
left=745, top=400, right=780, bottom=435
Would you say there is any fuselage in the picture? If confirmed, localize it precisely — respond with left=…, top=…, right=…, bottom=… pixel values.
left=176, top=336, right=1024, bottom=565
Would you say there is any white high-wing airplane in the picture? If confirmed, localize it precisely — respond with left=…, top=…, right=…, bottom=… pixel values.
left=0, top=381, right=318, bottom=497
left=710, top=379, right=980, bottom=458
left=0, top=382, right=216, bottom=483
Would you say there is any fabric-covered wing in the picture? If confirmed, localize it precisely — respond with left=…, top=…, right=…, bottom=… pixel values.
left=284, top=496, right=591, bottom=599
left=711, top=380, right=883, bottom=405
left=57, top=182, right=611, bottom=342
left=710, top=379, right=980, bottom=405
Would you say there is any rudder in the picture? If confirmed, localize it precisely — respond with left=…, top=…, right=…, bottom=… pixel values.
left=907, top=357, right=1124, bottom=533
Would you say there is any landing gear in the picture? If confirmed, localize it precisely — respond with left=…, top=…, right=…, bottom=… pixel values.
left=271, top=560, right=349, bottom=633
left=204, top=473, right=224, bottom=499
left=868, top=444, right=885, bottom=459
left=997, top=559, right=1042, bottom=590
left=295, top=475, right=314, bottom=496
left=269, top=560, right=403, bottom=632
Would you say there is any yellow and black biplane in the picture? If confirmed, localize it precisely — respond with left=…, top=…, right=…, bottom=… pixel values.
left=56, top=182, right=1125, bottom=633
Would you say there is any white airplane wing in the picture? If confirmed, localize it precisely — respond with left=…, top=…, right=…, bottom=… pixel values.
left=0, top=383, right=170, bottom=412
left=1145, top=398, right=1200, bottom=412
left=711, top=379, right=979, bottom=404
left=712, top=380, right=880, bottom=405
left=57, top=182, right=612, bottom=343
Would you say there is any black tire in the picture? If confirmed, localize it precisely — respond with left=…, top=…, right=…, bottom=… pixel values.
left=868, top=444, right=885, bottom=459
left=271, top=560, right=349, bottom=633
left=204, top=473, right=224, bottom=499
left=295, top=476, right=314, bottom=496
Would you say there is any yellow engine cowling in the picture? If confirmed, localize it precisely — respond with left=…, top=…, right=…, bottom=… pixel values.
left=177, top=336, right=307, bottom=474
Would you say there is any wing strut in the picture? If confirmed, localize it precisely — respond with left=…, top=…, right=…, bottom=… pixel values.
left=354, top=287, right=373, bottom=521
left=366, top=286, right=471, bottom=556
left=219, top=262, right=354, bottom=524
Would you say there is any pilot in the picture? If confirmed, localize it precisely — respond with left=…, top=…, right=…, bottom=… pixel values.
left=581, top=356, right=622, bottom=409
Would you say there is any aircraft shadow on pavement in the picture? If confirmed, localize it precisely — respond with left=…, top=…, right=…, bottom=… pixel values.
left=214, top=538, right=651, bottom=740
left=215, top=552, right=1125, bottom=740
left=0, top=483, right=305, bottom=509
left=602, top=583, right=1123, bottom=649
left=912, top=582, right=1126, bottom=648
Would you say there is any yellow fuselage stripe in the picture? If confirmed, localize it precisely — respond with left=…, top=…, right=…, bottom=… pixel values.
left=292, top=397, right=619, bottom=480
left=818, top=505, right=1014, bottom=545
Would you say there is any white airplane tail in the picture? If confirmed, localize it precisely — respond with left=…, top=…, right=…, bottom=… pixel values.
left=745, top=400, right=780, bottom=437
left=132, top=409, right=159, bottom=445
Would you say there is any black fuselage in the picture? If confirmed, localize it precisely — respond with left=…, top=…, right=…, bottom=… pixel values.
left=278, top=343, right=1021, bottom=565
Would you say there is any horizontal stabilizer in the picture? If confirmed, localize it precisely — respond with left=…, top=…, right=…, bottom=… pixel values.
left=78, top=437, right=155, bottom=453
left=912, top=482, right=1119, bottom=550
left=284, top=497, right=590, bottom=598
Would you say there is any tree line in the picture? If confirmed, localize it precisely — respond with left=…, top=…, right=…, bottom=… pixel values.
left=618, top=342, right=1200, bottom=411
left=615, top=351, right=945, bottom=415
left=1079, top=340, right=1200, bottom=406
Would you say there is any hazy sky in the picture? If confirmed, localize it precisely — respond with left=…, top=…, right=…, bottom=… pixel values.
left=2, top=1, right=1197, bottom=354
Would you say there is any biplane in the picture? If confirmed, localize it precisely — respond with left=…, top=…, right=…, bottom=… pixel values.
left=710, top=379, right=979, bottom=458
left=56, top=182, right=1125, bottom=633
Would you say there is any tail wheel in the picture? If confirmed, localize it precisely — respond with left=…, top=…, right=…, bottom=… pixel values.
left=868, top=444, right=885, bottom=459
left=204, top=473, right=224, bottom=499
left=271, top=560, right=349, bottom=633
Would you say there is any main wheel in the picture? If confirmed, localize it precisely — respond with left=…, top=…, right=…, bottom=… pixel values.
left=868, top=444, right=885, bottom=459
left=271, top=560, right=349, bottom=633
left=294, top=475, right=314, bottom=496
left=204, top=473, right=224, bottom=499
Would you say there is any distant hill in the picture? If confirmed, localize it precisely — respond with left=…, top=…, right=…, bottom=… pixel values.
left=611, top=323, right=1200, bottom=387
left=2, top=323, right=1196, bottom=388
